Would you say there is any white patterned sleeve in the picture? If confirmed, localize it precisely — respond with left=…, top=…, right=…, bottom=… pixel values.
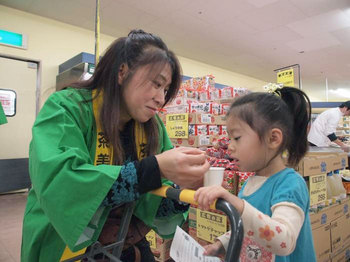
left=217, top=200, right=304, bottom=256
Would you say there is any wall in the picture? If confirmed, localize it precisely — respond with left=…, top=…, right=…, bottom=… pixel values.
left=0, top=5, right=266, bottom=108
left=178, top=56, right=266, bottom=90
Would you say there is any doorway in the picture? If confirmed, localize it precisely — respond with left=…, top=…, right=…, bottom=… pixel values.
left=0, top=54, right=40, bottom=193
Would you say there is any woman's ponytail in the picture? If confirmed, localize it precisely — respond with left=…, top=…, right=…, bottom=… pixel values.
left=274, top=87, right=311, bottom=166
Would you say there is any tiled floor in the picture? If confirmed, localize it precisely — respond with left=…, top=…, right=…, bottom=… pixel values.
left=0, top=192, right=28, bottom=262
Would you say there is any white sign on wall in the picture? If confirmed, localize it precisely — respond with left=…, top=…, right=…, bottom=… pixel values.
left=0, top=89, right=17, bottom=116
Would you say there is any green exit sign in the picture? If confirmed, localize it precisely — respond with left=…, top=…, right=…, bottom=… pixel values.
left=0, top=29, right=27, bottom=49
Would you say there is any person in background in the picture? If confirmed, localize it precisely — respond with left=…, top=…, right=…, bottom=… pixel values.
left=21, top=29, right=209, bottom=262
left=308, top=101, right=350, bottom=152
left=0, top=102, right=7, bottom=125
left=195, top=87, right=316, bottom=261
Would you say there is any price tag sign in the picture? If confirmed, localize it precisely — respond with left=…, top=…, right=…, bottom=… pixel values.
left=277, top=69, right=294, bottom=87
left=146, top=230, right=157, bottom=249
left=166, top=113, right=188, bottom=138
left=309, top=174, right=327, bottom=206
left=196, top=209, right=227, bottom=243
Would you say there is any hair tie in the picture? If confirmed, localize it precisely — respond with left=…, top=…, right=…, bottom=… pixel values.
left=263, top=83, right=283, bottom=95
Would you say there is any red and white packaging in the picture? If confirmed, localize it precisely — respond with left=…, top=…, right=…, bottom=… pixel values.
left=198, top=90, right=211, bottom=101
left=211, top=158, right=229, bottom=168
left=211, top=103, right=221, bottom=115
left=221, top=87, right=234, bottom=99
left=206, top=148, right=221, bottom=159
left=189, top=103, right=212, bottom=114
left=197, top=125, right=208, bottom=135
left=189, top=125, right=208, bottom=135
left=221, top=103, right=231, bottom=115
left=168, top=97, right=197, bottom=107
left=163, top=105, right=189, bottom=114
left=222, top=170, right=237, bottom=195
left=184, top=90, right=198, bottom=100
left=188, top=125, right=196, bottom=136
left=237, top=171, right=255, bottom=192
left=210, top=89, right=221, bottom=101
left=193, top=75, right=215, bottom=91
left=208, top=125, right=220, bottom=135
left=220, top=125, right=228, bottom=136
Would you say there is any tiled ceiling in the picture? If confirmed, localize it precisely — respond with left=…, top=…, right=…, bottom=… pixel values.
left=1, top=0, right=350, bottom=101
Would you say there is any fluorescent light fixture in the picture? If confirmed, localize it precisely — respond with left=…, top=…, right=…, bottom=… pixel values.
left=329, top=88, right=350, bottom=98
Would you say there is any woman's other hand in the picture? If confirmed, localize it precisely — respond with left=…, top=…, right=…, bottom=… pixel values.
left=155, top=147, right=209, bottom=189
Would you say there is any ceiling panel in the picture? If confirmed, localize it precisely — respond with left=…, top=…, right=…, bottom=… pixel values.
left=289, top=0, right=350, bottom=16
left=286, top=33, right=340, bottom=52
left=236, top=0, right=306, bottom=31
left=287, top=9, right=350, bottom=37
left=1, top=0, right=350, bottom=101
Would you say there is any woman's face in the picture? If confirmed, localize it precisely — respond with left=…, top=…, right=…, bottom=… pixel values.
left=120, top=63, right=172, bottom=126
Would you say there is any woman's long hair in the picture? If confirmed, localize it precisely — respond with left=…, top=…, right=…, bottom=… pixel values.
left=71, top=29, right=182, bottom=164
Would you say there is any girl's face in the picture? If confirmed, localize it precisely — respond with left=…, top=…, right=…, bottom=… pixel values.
left=226, top=115, right=269, bottom=172
left=120, top=63, right=172, bottom=126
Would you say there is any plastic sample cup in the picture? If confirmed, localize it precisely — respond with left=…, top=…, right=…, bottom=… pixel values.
left=204, top=167, right=225, bottom=187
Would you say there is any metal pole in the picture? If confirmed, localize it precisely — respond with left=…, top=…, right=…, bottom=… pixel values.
left=94, top=0, right=100, bottom=66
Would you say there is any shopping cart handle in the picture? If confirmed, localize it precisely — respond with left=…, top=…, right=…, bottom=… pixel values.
left=151, top=186, right=244, bottom=262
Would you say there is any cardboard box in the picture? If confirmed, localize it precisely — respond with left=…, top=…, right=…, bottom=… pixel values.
left=332, top=152, right=348, bottom=170
left=341, top=213, right=350, bottom=245
left=188, top=113, right=226, bottom=125
left=297, top=155, right=328, bottom=176
left=306, top=152, right=348, bottom=171
left=310, top=198, right=350, bottom=230
left=312, top=224, right=331, bottom=262
left=170, top=135, right=211, bottom=147
left=330, top=216, right=345, bottom=253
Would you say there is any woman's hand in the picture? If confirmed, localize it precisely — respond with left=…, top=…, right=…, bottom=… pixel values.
left=155, top=147, right=210, bottom=189
left=194, top=185, right=244, bottom=214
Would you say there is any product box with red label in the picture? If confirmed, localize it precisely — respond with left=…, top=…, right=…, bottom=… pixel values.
left=170, top=135, right=211, bottom=147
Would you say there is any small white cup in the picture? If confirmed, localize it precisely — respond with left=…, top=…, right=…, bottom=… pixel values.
left=204, top=167, right=225, bottom=187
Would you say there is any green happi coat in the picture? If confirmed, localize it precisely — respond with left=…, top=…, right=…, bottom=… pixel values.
left=21, top=88, right=184, bottom=262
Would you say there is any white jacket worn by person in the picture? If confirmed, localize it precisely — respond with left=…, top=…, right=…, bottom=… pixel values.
left=308, top=107, right=343, bottom=147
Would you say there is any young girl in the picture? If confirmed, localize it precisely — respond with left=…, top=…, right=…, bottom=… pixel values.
left=195, top=87, right=316, bottom=261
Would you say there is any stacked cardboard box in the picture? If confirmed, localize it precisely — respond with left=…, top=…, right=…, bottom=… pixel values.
left=299, top=151, right=350, bottom=261
left=146, top=222, right=189, bottom=262
left=310, top=198, right=350, bottom=262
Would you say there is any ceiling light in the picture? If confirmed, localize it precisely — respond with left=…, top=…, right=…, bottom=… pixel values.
left=329, top=88, right=350, bottom=98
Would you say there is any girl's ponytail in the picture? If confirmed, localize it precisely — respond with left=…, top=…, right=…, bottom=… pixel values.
left=274, top=87, right=311, bottom=166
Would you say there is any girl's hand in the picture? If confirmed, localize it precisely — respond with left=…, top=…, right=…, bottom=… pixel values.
left=194, top=185, right=244, bottom=214
left=155, top=147, right=210, bottom=189
left=194, top=185, right=229, bottom=210
left=203, top=240, right=225, bottom=257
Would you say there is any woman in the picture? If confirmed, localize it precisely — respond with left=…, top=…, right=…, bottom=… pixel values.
left=21, top=29, right=209, bottom=262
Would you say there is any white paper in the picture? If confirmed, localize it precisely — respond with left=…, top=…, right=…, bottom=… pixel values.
left=170, top=226, right=221, bottom=262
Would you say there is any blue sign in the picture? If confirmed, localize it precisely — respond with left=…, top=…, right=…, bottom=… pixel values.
left=0, top=29, right=27, bottom=49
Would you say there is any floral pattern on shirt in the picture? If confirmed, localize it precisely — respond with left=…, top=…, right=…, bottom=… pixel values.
left=240, top=236, right=274, bottom=262
left=259, top=225, right=275, bottom=241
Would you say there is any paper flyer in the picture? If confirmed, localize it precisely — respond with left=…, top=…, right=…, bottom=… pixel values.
left=170, top=226, right=221, bottom=262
